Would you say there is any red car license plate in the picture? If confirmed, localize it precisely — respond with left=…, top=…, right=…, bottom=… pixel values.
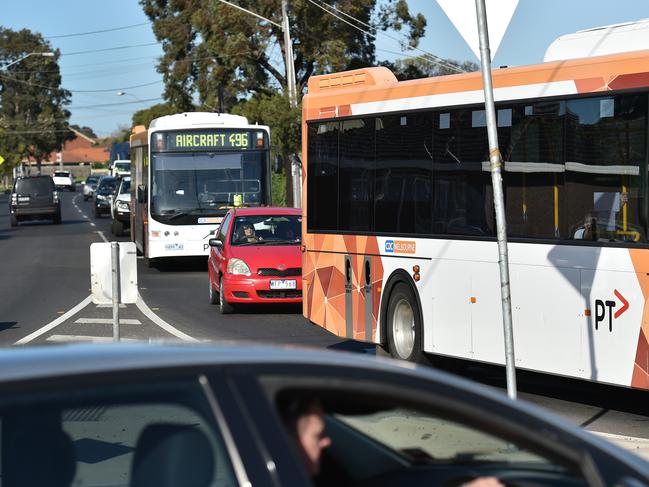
left=270, top=279, right=297, bottom=290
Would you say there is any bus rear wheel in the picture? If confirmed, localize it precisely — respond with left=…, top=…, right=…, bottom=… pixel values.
left=386, top=282, right=425, bottom=363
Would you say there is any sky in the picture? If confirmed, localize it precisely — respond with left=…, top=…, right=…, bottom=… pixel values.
left=3, top=0, right=649, bottom=138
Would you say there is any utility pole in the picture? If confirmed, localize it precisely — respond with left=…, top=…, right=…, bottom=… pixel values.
left=281, top=0, right=298, bottom=109
left=475, top=0, right=517, bottom=399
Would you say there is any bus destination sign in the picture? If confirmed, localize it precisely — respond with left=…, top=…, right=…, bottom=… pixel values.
left=156, top=130, right=252, bottom=151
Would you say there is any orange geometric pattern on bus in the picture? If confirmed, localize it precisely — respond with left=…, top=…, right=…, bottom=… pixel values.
left=628, top=250, right=649, bottom=389
left=303, top=234, right=384, bottom=341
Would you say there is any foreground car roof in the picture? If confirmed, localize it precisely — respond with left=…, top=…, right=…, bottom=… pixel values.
left=0, top=343, right=404, bottom=382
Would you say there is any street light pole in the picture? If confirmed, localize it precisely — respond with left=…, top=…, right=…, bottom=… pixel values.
left=217, top=0, right=298, bottom=107
left=116, top=91, right=148, bottom=108
left=1, top=52, right=54, bottom=70
left=281, top=0, right=297, bottom=109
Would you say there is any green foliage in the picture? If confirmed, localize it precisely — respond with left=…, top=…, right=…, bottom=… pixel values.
left=232, top=93, right=300, bottom=161
left=69, top=124, right=97, bottom=139
left=92, top=161, right=108, bottom=169
left=381, top=57, right=480, bottom=80
left=0, top=27, right=73, bottom=171
left=132, top=102, right=180, bottom=128
left=272, top=172, right=287, bottom=207
left=140, top=0, right=427, bottom=110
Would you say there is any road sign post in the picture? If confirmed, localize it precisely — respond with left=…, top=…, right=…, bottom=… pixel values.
left=474, top=0, right=517, bottom=399
left=111, top=242, right=121, bottom=342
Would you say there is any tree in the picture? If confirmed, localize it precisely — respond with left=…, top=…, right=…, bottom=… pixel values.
left=233, top=92, right=301, bottom=205
left=132, top=102, right=180, bottom=128
left=0, top=27, right=73, bottom=173
left=141, top=0, right=426, bottom=205
left=382, top=56, right=479, bottom=80
left=140, top=0, right=425, bottom=109
left=69, top=124, right=97, bottom=139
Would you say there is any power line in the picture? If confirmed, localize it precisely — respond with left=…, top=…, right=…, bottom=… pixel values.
left=307, top=0, right=464, bottom=74
left=0, top=73, right=162, bottom=93
left=70, top=97, right=163, bottom=109
left=61, top=42, right=159, bottom=57
left=45, top=22, right=151, bottom=39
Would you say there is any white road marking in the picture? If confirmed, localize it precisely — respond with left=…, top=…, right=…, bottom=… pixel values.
left=46, top=334, right=138, bottom=343
left=136, top=292, right=199, bottom=342
left=97, top=304, right=126, bottom=308
left=74, top=318, right=142, bottom=325
left=15, top=295, right=93, bottom=345
left=89, top=222, right=96, bottom=227
left=96, top=231, right=108, bottom=243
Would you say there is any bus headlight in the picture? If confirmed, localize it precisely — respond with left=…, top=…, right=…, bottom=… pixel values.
left=227, top=258, right=251, bottom=276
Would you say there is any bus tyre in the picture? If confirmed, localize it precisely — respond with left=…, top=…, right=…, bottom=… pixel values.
left=209, top=278, right=219, bottom=305
left=53, top=209, right=62, bottom=225
left=144, top=257, right=156, bottom=269
left=219, top=276, right=234, bottom=314
left=10, top=214, right=18, bottom=227
left=386, top=282, right=425, bottom=363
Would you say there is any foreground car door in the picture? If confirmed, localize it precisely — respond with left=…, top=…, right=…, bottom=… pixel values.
left=226, top=363, right=649, bottom=487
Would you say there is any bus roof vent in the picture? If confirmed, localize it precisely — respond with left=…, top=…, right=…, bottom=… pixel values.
left=308, top=67, right=397, bottom=94
left=544, top=18, right=649, bottom=61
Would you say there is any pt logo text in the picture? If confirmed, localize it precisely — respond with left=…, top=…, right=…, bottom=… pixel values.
left=594, top=289, right=629, bottom=332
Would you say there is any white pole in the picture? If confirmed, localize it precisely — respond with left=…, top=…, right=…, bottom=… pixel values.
left=281, top=0, right=298, bottom=108
left=475, top=0, right=517, bottom=399
left=111, top=242, right=121, bottom=342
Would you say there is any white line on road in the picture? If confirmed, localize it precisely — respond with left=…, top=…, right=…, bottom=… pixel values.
left=136, top=292, right=199, bottom=342
left=74, top=318, right=142, bottom=325
left=96, top=231, right=108, bottom=243
left=46, top=334, right=138, bottom=343
left=90, top=222, right=96, bottom=227
left=15, top=295, right=93, bottom=345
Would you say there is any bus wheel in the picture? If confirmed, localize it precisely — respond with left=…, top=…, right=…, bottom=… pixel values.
left=386, top=282, right=424, bottom=363
left=219, top=276, right=234, bottom=314
left=144, top=257, right=156, bottom=269
left=209, top=277, right=219, bottom=305
left=10, top=214, right=18, bottom=227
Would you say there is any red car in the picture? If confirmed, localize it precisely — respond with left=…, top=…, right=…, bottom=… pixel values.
left=208, top=207, right=302, bottom=313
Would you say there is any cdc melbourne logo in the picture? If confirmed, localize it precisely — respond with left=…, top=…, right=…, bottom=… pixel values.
left=385, top=240, right=395, bottom=253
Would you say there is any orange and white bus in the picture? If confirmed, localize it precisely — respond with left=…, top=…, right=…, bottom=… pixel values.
left=301, top=50, right=649, bottom=390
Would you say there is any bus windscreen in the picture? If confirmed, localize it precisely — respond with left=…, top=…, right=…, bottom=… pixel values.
left=150, top=151, right=266, bottom=225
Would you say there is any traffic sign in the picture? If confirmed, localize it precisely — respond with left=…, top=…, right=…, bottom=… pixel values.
left=437, top=0, right=519, bottom=61
left=0, top=155, right=5, bottom=165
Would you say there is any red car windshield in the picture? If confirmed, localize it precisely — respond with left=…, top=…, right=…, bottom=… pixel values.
left=231, top=215, right=301, bottom=246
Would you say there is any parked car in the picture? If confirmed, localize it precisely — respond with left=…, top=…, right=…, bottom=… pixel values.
left=52, top=170, right=75, bottom=192
left=110, top=176, right=131, bottom=236
left=208, top=207, right=302, bottom=313
left=82, top=175, right=100, bottom=201
left=9, top=175, right=61, bottom=226
left=111, top=159, right=131, bottom=177
left=0, top=343, right=647, bottom=487
left=92, top=176, right=118, bottom=218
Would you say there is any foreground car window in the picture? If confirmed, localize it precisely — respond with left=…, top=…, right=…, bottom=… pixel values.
left=0, top=381, right=238, bottom=487
left=336, top=408, right=550, bottom=464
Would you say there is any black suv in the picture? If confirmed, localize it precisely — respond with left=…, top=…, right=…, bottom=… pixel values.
left=93, top=176, right=118, bottom=218
left=9, top=176, right=61, bottom=226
